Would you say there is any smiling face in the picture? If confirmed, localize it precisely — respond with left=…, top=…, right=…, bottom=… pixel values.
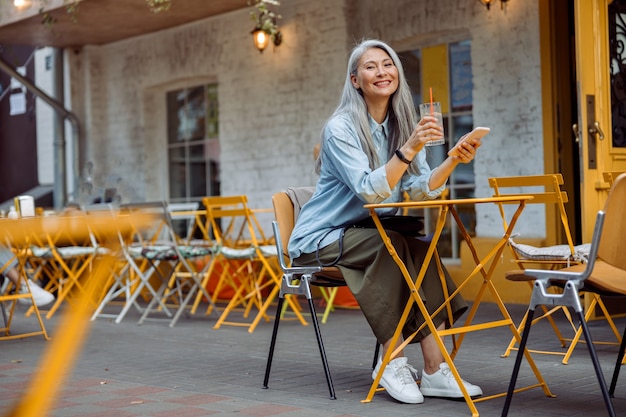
left=350, top=46, right=399, bottom=106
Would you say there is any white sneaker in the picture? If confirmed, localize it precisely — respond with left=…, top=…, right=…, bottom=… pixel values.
left=420, top=362, right=483, bottom=398
left=372, top=356, right=424, bottom=404
left=18, top=280, right=55, bottom=307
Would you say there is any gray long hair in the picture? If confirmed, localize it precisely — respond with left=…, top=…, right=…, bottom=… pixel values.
left=315, top=39, right=419, bottom=175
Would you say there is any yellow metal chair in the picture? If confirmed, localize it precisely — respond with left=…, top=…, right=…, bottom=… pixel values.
left=0, top=241, right=49, bottom=341
left=205, top=195, right=306, bottom=332
left=502, top=172, right=626, bottom=417
left=23, top=211, right=106, bottom=320
left=489, top=174, right=621, bottom=363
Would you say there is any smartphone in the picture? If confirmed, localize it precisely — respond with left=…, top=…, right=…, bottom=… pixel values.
left=448, top=127, right=490, bottom=157
left=464, top=127, right=490, bottom=143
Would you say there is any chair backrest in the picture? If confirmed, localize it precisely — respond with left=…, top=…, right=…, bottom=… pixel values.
left=119, top=201, right=175, bottom=246
left=272, top=192, right=295, bottom=260
left=555, top=175, right=625, bottom=286
left=271, top=187, right=315, bottom=260
left=598, top=173, right=626, bottom=270
left=201, top=195, right=267, bottom=248
left=167, top=202, right=200, bottom=243
left=489, top=174, right=575, bottom=255
left=271, top=221, right=290, bottom=271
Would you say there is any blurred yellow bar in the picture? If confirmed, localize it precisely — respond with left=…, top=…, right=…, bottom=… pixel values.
left=4, top=211, right=156, bottom=417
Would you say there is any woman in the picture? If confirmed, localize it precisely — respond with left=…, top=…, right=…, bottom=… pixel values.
left=288, top=39, right=483, bottom=404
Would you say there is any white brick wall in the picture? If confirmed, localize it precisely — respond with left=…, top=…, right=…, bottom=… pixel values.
left=61, top=0, right=546, bottom=239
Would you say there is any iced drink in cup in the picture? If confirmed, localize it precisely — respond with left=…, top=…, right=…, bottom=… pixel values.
left=418, top=102, right=445, bottom=146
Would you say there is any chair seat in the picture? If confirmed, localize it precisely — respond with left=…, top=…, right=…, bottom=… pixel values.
left=504, top=269, right=534, bottom=282
left=219, top=246, right=256, bottom=259
left=177, top=244, right=215, bottom=258
left=128, top=244, right=214, bottom=260
left=508, top=238, right=591, bottom=263
left=30, top=245, right=104, bottom=258
left=586, top=260, right=626, bottom=295
left=314, top=267, right=346, bottom=286
left=507, top=260, right=626, bottom=297
left=259, top=244, right=278, bottom=258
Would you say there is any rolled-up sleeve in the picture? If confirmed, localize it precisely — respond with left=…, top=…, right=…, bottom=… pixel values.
left=401, top=151, right=445, bottom=200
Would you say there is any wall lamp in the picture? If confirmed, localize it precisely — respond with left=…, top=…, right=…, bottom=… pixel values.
left=250, top=0, right=282, bottom=53
left=13, top=0, right=33, bottom=10
left=479, top=0, right=509, bottom=10
left=252, top=28, right=282, bottom=53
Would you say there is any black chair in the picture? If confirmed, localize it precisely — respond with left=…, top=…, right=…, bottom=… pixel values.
left=502, top=173, right=626, bottom=417
left=263, top=188, right=379, bottom=399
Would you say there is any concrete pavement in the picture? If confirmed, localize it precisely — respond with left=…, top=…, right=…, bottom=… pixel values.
left=2, top=299, right=626, bottom=417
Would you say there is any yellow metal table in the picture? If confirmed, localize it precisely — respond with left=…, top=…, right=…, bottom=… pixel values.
left=362, top=195, right=553, bottom=417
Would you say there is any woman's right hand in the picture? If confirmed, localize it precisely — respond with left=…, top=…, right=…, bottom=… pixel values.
left=402, top=116, right=444, bottom=158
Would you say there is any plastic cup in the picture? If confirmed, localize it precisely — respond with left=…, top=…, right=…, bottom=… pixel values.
left=418, top=102, right=445, bottom=146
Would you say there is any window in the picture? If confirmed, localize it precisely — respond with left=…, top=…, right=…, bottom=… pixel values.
left=166, top=84, right=220, bottom=203
left=399, top=40, right=475, bottom=259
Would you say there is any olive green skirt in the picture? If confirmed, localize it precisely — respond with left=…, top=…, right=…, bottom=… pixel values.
left=293, top=227, right=467, bottom=344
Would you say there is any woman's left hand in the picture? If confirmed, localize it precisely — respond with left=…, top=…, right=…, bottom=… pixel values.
left=447, top=133, right=481, bottom=163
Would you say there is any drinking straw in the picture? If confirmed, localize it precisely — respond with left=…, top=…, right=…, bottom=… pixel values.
left=429, top=87, right=434, bottom=115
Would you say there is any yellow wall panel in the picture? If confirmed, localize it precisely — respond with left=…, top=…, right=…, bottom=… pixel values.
left=422, top=45, right=450, bottom=114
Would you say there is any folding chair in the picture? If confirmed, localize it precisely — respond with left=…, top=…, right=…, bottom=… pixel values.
left=167, top=202, right=202, bottom=243
left=205, top=195, right=306, bottom=332
left=113, top=202, right=215, bottom=327
left=0, top=243, right=49, bottom=341
left=90, top=201, right=213, bottom=325
left=502, top=172, right=626, bottom=417
left=263, top=188, right=379, bottom=399
left=89, top=203, right=161, bottom=323
left=489, top=174, right=621, bottom=363
left=24, top=211, right=106, bottom=320
left=89, top=204, right=154, bottom=323
left=141, top=202, right=217, bottom=327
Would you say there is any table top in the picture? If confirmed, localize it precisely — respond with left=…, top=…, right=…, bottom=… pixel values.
left=364, top=195, right=533, bottom=210
left=0, top=211, right=157, bottom=245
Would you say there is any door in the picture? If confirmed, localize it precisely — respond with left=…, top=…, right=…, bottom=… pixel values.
left=574, top=0, right=626, bottom=241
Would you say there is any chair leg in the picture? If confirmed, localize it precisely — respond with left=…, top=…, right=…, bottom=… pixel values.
left=576, top=310, right=616, bottom=417
left=0, top=276, right=7, bottom=327
left=307, top=295, right=336, bottom=399
left=502, top=307, right=536, bottom=417
left=263, top=295, right=285, bottom=390
left=372, top=342, right=380, bottom=370
left=0, top=301, right=6, bottom=328
left=609, top=326, right=626, bottom=397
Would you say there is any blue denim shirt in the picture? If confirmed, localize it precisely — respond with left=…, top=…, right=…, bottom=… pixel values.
left=288, top=112, right=445, bottom=260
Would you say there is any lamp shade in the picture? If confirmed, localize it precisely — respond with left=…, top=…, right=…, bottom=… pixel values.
left=252, top=29, right=270, bottom=53
left=14, top=0, right=33, bottom=9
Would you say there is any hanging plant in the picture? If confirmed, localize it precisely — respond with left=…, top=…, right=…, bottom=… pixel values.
left=37, top=0, right=80, bottom=26
left=29, top=0, right=170, bottom=27
left=249, top=0, right=282, bottom=47
left=145, top=0, right=172, bottom=13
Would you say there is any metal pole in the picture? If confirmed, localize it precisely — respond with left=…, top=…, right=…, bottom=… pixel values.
left=52, top=48, right=66, bottom=210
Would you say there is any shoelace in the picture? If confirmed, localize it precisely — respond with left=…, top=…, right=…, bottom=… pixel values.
left=439, top=365, right=468, bottom=386
left=406, top=363, right=419, bottom=380
left=394, top=363, right=419, bottom=385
